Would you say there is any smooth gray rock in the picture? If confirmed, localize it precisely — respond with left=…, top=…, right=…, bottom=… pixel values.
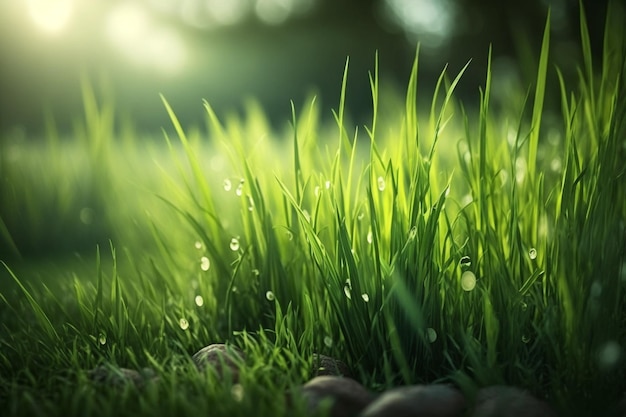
left=192, top=343, right=245, bottom=382
left=471, top=385, right=556, bottom=417
left=359, top=384, right=466, bottom=417
left=301, top=375, right=375, bottom=417
left=88, top=365, right=158, bottom=388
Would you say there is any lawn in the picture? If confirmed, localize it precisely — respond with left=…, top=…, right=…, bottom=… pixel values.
left=1, top=3, right=625, bottom=416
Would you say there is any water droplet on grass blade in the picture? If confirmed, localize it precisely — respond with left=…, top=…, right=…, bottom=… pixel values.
left=195, top=241, right=202, bottom=250
left=522, top=334, right=531, bottom=344
left=591, top=281, right=602, bottom=297
left=235, top=180, right=244, bottom=196
left=459, top=256, right=471, bottom=268
left=79, top=207, right=94, bottom=225
left=98, top=333, right=106, bottom=345
left=367, top=229, right=373, bottom=244
left=361, top=293, right=369, bottom=302
left=598, top=341, right=622, bottom=369
left=230, top=238, right=240, bottom=251
left=377, top=176, right=386, bottom=191
left=200, top=256, right=211, bottom=271
left=461, top=271, right=476, bottom=291
left=265, top=290, right=275, bottom=301
left=550, top=158, right=562, bottom=172
left=231, top=384, right=244, bottom=402
left=344, top=285, right=352, bottom=299
left=223, top=179, right=232, bottom=191
left=324, top=336, right=333, bottom=348
left=426, top=328, right=437, bottom=343
left=529, top=248, right=537, bottom=260
left=314, top=186, right=320, bottom=197
left=325, top=180, right=331, bottom=189
left=179, top=318, right=189, bottom=330
left=195, top=295, right=204, bottom=307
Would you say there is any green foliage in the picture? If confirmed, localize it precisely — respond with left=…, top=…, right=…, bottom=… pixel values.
left=1, top=3, right=625, bottom=416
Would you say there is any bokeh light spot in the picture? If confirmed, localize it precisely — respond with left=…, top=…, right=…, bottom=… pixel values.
left=27, top=0, right=73, bottom=33
left=106, top=2, right=187, bottom=76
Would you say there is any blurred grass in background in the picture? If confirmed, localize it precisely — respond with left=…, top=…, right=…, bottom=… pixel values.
left=0, top=1, right=625, bottom=416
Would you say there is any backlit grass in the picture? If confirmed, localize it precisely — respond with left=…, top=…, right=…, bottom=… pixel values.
left=1, top=3, right=625, bottom=416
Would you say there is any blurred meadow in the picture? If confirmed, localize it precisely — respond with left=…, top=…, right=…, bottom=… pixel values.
left=1, top=0, right=625, bottom=416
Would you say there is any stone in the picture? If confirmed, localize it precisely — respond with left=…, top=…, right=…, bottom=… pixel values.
left=301, top=375, right=375, bottom=417
left=312, top=353, right=353, bottom=378
left=471, top=385, right=556, bottom=417
left=359, top=384, right=466, bottom=417
left=88, top=365, right=158, bottom=389
left=191, top=343, right=245, bottom=382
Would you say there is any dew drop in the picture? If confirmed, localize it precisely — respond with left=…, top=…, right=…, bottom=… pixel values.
left=98, top=333, right=106, bottom=345
left=459, top=256, right=471, bottom=268
left=195, top=295, right=204, bottom=307
left=200, top=256, right=211, bottom=271
left=247, top=196, right=254, bottom=211
left=344, top=285, right=352, bottom=299
left=230, top=238, right=240, bottom=251
left=252, top=269, right=260, bottom=277
left=377, top=176, right=386, bottom=191
left=79, top=207, right=94, bottom=225
left=179, top=318, right=189, bottom=330
left=223, top=179, right=232, bottom=191
left=461, top=271, right=476, bottom=291
left=520, top=301, right=528, bottom=311
left=231, top=384, right=244, bottom=402
left=426, top=327, right=437, bottom=343
left=591, top=281, right=602, bottom=298
left=522, top=334, right=531, bottom=344
left=265, top=290, right=275, bottom=301
left=367, top=229, right=373, bottom=244
left=325, top=180, right=331, bottom=189
left=361, top=293, right=369, bottom=303
left=598, top=341, right=621, bottom=369
left=529, top=248, right=537, bottom=260
left=324, top=336, right=333, bottom=348
left=314, top=186, right=321, bottom=197
left=550, top=158, right=562, bottom=172
left=194, top=241, right=203, bottom=250
left=286, top=231, right=294, bottom=241
left=235, top=181, right=244, bottom=196
left=357, top=212, right=364, bottom=221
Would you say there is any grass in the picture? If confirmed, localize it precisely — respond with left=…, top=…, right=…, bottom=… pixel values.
left=1, top=2, right=625, bottom=416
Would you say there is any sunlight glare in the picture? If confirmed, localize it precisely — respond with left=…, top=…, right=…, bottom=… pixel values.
left=382, top=0, right=454, bottom=47
left=106, top=2, right=187, bottom=76
left=27, top=0, right=73, bottom=34
left=255, top=0, right=293, bottom=25
left=206, top=0, right=250, bottom=26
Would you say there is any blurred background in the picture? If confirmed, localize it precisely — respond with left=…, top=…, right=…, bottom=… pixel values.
left=0, top=0, right=611, bottom=136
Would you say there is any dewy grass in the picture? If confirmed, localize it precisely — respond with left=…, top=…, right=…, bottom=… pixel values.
left=1, top=2, right=625, bottom=416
